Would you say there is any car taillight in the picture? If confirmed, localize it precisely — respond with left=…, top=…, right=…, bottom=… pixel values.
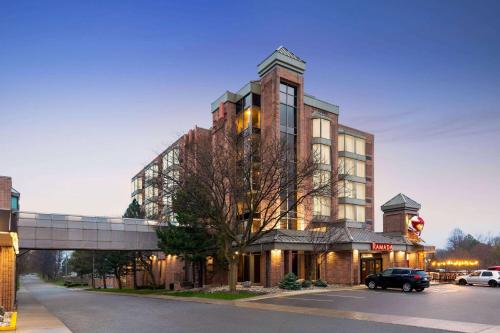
left=414, top=274, right=422, bottom=280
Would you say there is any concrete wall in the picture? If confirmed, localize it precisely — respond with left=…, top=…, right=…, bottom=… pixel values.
left=18, top=212, right=159, bottom=251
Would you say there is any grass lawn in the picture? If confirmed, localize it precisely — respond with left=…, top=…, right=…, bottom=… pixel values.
left=89, top=288, right=259, bottom=300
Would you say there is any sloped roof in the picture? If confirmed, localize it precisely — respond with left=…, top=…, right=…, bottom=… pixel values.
left=381, top=193, right=421, bottom=212
left=257, top=46, right=306, bottom=76
left=276, top=46, right=304, bottom=63
left=251, top=227, right=409, bottom=246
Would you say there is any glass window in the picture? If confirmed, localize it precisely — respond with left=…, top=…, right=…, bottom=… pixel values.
left=313, top=170, right=331, bottom=189
left=356, top=138, right=366, bottom=155
left=321, top=119, right=330, bottom=139
left=345, top=158, right=355, bottom=175
left=338, top=134, right=345, bottom=152
left=356, top=205, right=366, bottom=222
left=312, top=118, right=331, bottom=140
left=482, top=271, right=493, bottom=277
left=356, top=161, right=366, bottom=177
left=382, top=269, right=393, bottom=276
left=313, top=196, right=330, bottom=216
left=356, top=182, right=365, bottom=200
left=345, top=204, right=355, bottom=220
left=338, top=204, right=345, bottom=219
left=313, top=144, right=331, bottom=165
left=287, top=106, right=295, bottom=128
left=252, top=108, right=260, bottom=129
left=313, top=119, right=321, bottom=138
left=11, top=196, right=18, bottom=210
left=345, top=135, right=354, bottom=153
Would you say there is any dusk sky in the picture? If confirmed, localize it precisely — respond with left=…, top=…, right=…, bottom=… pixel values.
left=1, top=0, right=499, bottom=248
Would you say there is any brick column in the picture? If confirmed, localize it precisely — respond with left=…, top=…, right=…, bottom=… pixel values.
left=0, top=246, right=15, bottom=311
left=269, top=249, right=284, bottom=287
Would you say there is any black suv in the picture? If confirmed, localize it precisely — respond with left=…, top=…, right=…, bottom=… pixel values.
left=365, top=268, right=430, bottom=292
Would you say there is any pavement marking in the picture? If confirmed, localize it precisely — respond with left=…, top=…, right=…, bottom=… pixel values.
left=236, top=301, right=500, bottom=333
left=303, top=294, right=366, bottom=299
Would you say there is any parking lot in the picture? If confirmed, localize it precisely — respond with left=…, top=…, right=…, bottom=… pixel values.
left=257, top=284, right=500, bottom=326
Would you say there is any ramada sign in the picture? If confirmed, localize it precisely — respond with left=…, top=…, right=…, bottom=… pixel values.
left=371, top=242, right=393, bottom=251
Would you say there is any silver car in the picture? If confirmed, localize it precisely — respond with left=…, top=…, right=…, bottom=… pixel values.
left=455, top=270, right=500, bottom=287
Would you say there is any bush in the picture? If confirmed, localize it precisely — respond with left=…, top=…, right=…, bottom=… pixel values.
left=314, top=279, right=327, bottom=287
left=279, top=272, right=302, bottom=290
left=302, top=280, right=312, bottom=288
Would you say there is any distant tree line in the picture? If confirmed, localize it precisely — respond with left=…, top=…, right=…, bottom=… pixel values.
left=435, top=228, right=500, bottom=267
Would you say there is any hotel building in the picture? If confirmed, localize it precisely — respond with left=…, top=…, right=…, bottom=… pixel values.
left=131, top=47, right=433, bottom=287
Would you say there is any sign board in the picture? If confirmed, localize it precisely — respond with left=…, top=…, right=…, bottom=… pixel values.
left=371, top=242, right=393, bottom=251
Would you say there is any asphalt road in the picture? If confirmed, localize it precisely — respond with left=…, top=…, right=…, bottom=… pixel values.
left=20, top=275, right=452, bottom=333
left=258, top=283, right=500, bottom=326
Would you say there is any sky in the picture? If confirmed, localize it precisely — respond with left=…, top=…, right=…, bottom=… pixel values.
left=1, top=0, right=499, bottom=248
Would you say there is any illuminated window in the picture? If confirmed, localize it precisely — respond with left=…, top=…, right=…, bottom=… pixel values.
left=313, top=196, right=330, bottom=216
left=313, top=170, right=331, bottom=189
left=356, top=205, right=366, bottom=222
left=338, top=158, right=365, bottom=177
left=236, top=94, right=261, bottom=134
left=312, top=118, right=330, bottom=140
left=313, top=144, right=331, bottom=165
left=355, top=138, right=366, bottom=155
left=338, top=180, right=365, bottom=200
left=338, top=204, right=365, bottom=222
left=338, top=134, right=366, bottom=155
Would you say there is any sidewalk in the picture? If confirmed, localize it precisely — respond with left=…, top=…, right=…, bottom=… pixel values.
left=15, top=287, right=72, bottom=333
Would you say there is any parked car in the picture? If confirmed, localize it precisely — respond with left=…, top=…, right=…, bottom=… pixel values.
left=487, top=266, right=500, bottom=271
left=365, top=268, right=430, bottom=292
left=455, top=270, right=500, bottom=287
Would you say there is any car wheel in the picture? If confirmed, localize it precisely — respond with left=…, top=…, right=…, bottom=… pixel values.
left=368, top=281, right=377, bottom=290
left=488, top=280, right=498, bottom=288
left=402, top=282, right=412, bottom=292
left=458, top=279, right=467, bottom=286
left=415, top=288, right=424, bottom=292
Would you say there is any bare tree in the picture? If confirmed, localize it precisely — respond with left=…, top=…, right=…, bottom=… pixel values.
left=162, top=131, right=330, bottom=291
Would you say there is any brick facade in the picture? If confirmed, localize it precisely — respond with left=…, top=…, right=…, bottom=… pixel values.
left=0, top=246, right=15, bottom=311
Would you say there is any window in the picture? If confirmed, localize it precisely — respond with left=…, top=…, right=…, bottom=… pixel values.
left=236, top=94, right=261, bottom=134
left=355, top=137, right=366, bottom=155
left=338, top=180, right=364, bottom=200
left=338, top=158, right=365, bottom=177
left=280, top=83, right=296, bottom=132
left=338, top=204, right=365, bottom=222
left=11, top=196, right=18, bottom=210
left=470, top=271, right=481, bottom=277
left=313, top=170, right=331, bottom=189
left=131, top=177, right=143, bottom=193
left=382, top=269, right=393, bottom=276
left=482, top=271, right=493, bottom=277
left=338, top=134, right=366, bottom=155
left=312, top=118, right=330, bottom=140
left=313, top=144, right=331, bottom=165
left=356, top=206, right=365, bottom=222
left=145, top=202, right=158, bottom=218
left=313, top=196, right=330, bottom=216
left=145, top=164, right=158, bottom=181
left=279, top=82, right=298, bottom=229
left=145, top=186, right=158, bottom=200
